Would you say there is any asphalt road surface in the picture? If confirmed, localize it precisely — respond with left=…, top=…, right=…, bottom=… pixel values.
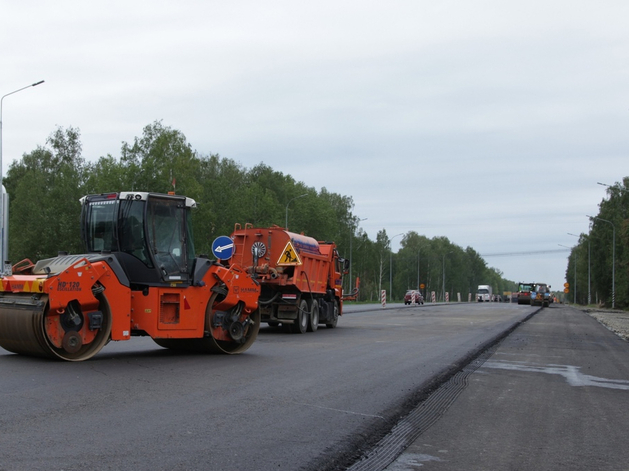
left=0, top=302, right=537, bottom=471
left=382, top=303, right=629, bottom=471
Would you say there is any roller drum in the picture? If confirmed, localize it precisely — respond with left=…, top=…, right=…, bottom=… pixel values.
left=0, top=293, right=112, bottom=361
left=0, top=294, right=52, bottom=359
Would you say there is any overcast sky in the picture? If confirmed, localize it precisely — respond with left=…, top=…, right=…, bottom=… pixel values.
left=2, top=1, right=628, bottom=291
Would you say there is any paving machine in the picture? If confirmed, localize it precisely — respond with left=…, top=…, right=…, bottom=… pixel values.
left=0, top=192, right=260, bottom=361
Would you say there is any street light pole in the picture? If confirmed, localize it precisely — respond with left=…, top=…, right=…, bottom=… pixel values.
left=285, top=193, right=307, bottom=230
left=566, top=231, right=591, bottom=305
left=560, top=243, right=577, bottom=304
left=567, top=233, right=582, bottom=304
left=442, top=251, right=453, bottom=303
left=417, top=248, right=421, bottom=292
left=349, top=217, right=367, bottom=296
left=0, top=80, right=45, bottom=275
left=389, top=233, right=403, bottom=302
left=587, top=215, right=615, bottom=309
left=442, top=254, right=446, bottom=302
left=588, top=224, right=591, bottom=305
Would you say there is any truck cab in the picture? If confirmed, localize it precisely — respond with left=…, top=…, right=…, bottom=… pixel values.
left=477, top=285, right=492, bottom=302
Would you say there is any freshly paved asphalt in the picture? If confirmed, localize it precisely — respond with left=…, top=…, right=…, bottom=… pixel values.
left=379, top=304, right=629, bottom=471
left=0, top=302, right=534, bottom=471
left=3, top=302, right=627, bottom=470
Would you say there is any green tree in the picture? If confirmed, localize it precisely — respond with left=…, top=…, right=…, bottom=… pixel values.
left=584, top=177, right=629, bottom=307
left=3, top=120, right=522, bottom=306
left=120, top=120, right=198, bottom=193
left=5, top=126, right=87, bottom=261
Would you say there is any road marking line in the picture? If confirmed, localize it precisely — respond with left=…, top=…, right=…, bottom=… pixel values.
left=290, top=401, right=385, bottom=419
left=483, top=360, right=629, bottom=390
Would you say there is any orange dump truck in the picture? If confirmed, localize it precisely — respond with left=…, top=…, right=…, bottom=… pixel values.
left=229, top=224, right=352, bottom=333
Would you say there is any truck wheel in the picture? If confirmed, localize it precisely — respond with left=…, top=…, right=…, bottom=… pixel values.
left=326, top=300, right=339, bottom=328
left=307, top=299, right=319, bottom=332
left=292, top=299, right=309, bottom=334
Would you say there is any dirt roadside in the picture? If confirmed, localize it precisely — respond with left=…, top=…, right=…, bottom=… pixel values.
left=580, top=307, right=629, bottom=342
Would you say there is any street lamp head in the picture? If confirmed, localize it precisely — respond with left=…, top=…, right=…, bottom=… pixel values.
left=588, top=215, right=614, bottom=226
left=32, top=80, right=45, bottom=87
left=389, top=233, right=404, bottom=251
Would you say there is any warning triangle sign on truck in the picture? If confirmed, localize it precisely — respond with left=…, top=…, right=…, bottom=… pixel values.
left=277, top=241, right=302, bottom=266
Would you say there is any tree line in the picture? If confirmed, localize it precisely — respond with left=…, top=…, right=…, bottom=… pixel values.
left=4, top=121, right=517, bottom=302
left=564, top=178, right=628, bottom=308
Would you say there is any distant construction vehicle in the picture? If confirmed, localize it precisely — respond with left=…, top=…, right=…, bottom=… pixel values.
left=517, top=282, right=534, bottom=305
left=530, top=283, right=552, bottom=307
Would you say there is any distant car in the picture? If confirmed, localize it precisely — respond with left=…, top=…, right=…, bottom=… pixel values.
left=404, top=290, right=424, bottom=305
left=531, top=283, right=551, bottom=307
left=517, top=282, right=534, bottom=305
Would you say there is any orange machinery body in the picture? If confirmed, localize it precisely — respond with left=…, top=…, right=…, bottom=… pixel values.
left=0, top=255, right=260, bottom=360
left=0, top=191, right=262, bottom=361
left=229, top=224, right=346, bottom=332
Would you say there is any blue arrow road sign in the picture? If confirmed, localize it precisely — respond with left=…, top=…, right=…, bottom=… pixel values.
left=212, top=236, right=234, bottom=259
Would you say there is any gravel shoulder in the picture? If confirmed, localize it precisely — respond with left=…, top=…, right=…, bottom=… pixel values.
left=581, top=306, right=629, bottom=341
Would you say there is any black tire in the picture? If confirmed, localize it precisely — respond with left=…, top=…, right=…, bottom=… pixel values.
left=292, top=299, right=308, bottom=334
left=307, top=299, right=319, bottom=332
left=154, top=296, right=260, bottom=354
left=326, top=300, right=339, bottom=328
